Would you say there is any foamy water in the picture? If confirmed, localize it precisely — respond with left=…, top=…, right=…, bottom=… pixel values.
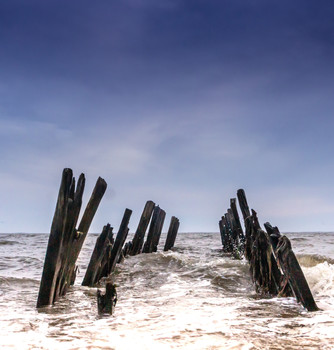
left=0, top=232, right=333, bottom=349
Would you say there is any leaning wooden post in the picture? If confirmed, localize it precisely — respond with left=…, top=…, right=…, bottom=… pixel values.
left=82, top=224, right=113, bottom=287
left=230, top=198, right=245, bottom=246
left=96, top=229, right=115, bottom=282
left=107, top=208, right=132, bottom=275
left=151, top=209, right=166, bottom=252
left=37, top=168, right=73, bottom=308
left=237, top=189, right=253, bottom=261
left=130, top=200, right=155, bottom=256
left=169, top=218, right=179, bottom=250
left=275, top=236, right=319, bottom=311
left=264, top=222, right=318, bottom=311
left=66, top=177, right=107, bottom=288
left=164, top=216, right=179, bottom=251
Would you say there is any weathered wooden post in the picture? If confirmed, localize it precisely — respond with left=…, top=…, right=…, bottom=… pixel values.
left=37, top=168, right=75, bottom=308
left=66, top=176, right=107, bottom=289
left=96, top=229, right=115, bottom=282
left=142, top=206, right=160, bottom=253
left=230, top=198, right=245, bottom=246
left=151, top=209, right=166, bottom=252
left=142, top=206, right=166, bottom=253
left=130, top=200, right=155, bottom=255
left=82, top=224, right=113, bottom=287
left=37, top=169, right=107, bottom=308
left=264, top=222, right=318, bottom=311
left=164, top=216, right=179, bottom=251
left=106, top=208, right=132, bottom=275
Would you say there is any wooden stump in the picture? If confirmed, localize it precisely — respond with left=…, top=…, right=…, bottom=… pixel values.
left=97, top=281, right=117, bottom=315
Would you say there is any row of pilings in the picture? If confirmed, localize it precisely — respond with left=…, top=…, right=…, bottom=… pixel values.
left=36, top=168, right=179, bottom=314
left=219, top=189, right=319, bottom=312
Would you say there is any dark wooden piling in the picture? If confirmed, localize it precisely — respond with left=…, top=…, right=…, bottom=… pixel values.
left=96, top=229, right=115, bottom=282
left=106, top=208, right=132, bottom=275
left=264, top=222, right=318, bottom=311
left=275, top=236, right=319, bottom=311
left=250, top=228, right=279, bottom=295
left=230, top=198, right=245, bottom=246
left=129, top=200, right=155, bottom=256
left=37, top=170, right=106, bottom=308
left=164, top=216, right=180, bottom=251
left=97, top=281, right=117, bottom=315
left=142, top=206, right=159, bottom=253
left=142, top=206, right=162, bottom=253
left=234, top=190, right=283, bottom=295
left=82, top=224, right=113, bottom=287
left=67, top=177, right=107, bottom=287
left=37, top=168, right=74, bottom=308
left=219, top=216, right=233, bottom=253
left=151, top=209, right=166, bottom=252
left=223, top=212, right=234, bottom=253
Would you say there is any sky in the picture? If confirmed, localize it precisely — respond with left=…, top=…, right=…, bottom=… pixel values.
left=1, top=0, right=334, bottom=234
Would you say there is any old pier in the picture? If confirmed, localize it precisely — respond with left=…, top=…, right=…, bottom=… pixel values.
left=37, top=168, right=318, bottom=315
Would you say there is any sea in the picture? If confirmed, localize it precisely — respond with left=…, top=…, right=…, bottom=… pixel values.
left=0, top=231, right=333, bottom=350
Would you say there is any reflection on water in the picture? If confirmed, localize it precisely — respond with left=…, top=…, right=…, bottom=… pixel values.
left=0, top=232, right=333, bottom=349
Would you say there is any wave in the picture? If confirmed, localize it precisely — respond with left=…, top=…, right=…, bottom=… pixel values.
left=302, top=261, right=334, bottom=301
left=0, top=240, right=18, bottom=246
left=0, top=276, right=39, bottom=297
left=297, top=254, right=334, bottom=267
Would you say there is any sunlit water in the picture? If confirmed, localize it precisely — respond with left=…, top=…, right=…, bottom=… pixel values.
left=0, top=232, right=333, bottom=349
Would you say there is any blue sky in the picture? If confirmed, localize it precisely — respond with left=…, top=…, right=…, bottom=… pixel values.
left=1, top=0, right=334, bottom=233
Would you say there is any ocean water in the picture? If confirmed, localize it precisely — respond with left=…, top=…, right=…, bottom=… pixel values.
left=0, top=232, right=333, bottom=350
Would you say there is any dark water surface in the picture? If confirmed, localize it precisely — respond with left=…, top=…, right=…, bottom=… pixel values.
left=0, top=232, right=333, bottom=349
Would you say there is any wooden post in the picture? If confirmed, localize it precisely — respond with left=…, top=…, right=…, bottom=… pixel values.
left=82, top=224, right=113, bottom=287
left=224, top=212, right=235, bottom=253
left=130, top=200, right=155, bottom=255
left=230, top=198, right=245, bottom=245
left=107, top=208, right=132, bottom=275
left=151, top=209, right=166, bottom=252
left=37, top=170, right=106, bottom=308
left=37, top=168, right=74, bottom=308
left=55, top=174, right=86, bottom=299
left=67, top=177, right=107, bottom=287
left=219, top=216, right=229, bottom=252
left=164, top=216, right=179, bottom=251
left=264, top=222, right=316, bottom=309
left=96, top=229, right=114, bottom=282
left=237, top=189, right=253, bottom=261
left=275, top=236, right=319, bottom=311
left=142, top=206, right=160, bottom=253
